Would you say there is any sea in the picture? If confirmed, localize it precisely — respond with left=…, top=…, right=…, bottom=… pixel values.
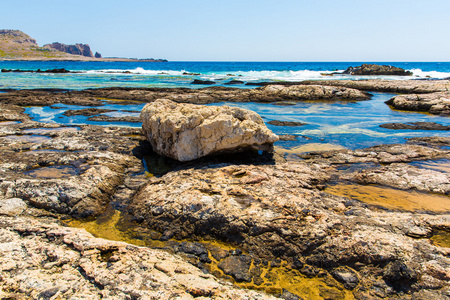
left=1, top=61, right=450, bottom=153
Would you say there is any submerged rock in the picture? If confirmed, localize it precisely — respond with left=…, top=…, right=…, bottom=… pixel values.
left=380, top=122, right=450, bottom=131
left=140, top=99, right=279, bottom=161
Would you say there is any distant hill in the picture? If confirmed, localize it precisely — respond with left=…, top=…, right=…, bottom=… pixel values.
left=0, top=30, right=166, bottom=62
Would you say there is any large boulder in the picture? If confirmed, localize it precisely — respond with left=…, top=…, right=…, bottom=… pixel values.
left=140, top=99, right=279, bottom=161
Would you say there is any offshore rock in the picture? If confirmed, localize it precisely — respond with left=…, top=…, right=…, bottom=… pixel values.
left=0, top=215, right=276, bottom=300
left=140, top=99, right=279, bottom=161
left=385, top=92, right=450, bottom=116
left=343, top=64, right=413, bottom=76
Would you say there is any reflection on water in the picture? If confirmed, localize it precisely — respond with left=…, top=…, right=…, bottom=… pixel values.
left=325, top=183, right=450, bottom=213
left=22, top=127, right=80, bottom=134
left=430, top=231, right=450, bottom=248
left=409, top=159, right=450, bottom=173
left=24, top=165, right=80, bottom=179
left=3, top=134, right=52, bottom=143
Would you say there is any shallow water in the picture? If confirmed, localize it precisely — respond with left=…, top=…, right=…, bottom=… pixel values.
left=430, top=231, right=450, bottom=248
left=65, top=207, right=354, bottom=299
left=3, top=134, right=52, bottom=143
left=23, top=93, right=450, bottom=151
left=24, top=165, right=80, bottom=179
left=22, top=127, right=80, bottom=134
left=325, top=184, right=450, bottom=213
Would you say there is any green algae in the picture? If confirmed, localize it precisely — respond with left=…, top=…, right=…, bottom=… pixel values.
left=64, top=207, right=354, bottom=300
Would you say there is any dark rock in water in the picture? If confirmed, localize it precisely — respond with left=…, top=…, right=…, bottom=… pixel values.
left=279, top=289, right=304, bottom=300
left=44, top=42, right=94, bottom=57
left=383, top=260, right=418, bottom=291
left=191, top=79, right=216, bottom=85
left=225, top=80, right=245, bottom=85
left=267, top=120, right=307, bottom=127
left=87, top=115, right=141, bottom=123
left=331, top=267, right=360, bottom=290
left=343, top=64, right=412, bottom=76
left=217, top=255, right=252, bottom=282
left=278, top=134, right=298, bottom=141
left=272, top=101, right=297, bottom=106
left=380, top=122, right=450, bottom=131
left=183, top=72, right=201, bottom=76
left=1, top=68, right=71, bottom=73
left=63, top=108, right=115, bottom=117
left=179, top=242, right=208, bottom=256
left=94, top=52, right=102, bottom=58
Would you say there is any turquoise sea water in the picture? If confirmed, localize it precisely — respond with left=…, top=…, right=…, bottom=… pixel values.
left=2, top=61, right=450, bottom=151
left=1, top=61, right=450, bottom=90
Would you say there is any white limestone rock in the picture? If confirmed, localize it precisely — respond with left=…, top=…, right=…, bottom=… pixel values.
left=141, top=99, right=279, bottom=161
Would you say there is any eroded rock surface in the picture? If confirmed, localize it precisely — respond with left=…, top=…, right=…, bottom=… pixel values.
left=299, top=79, right=450, bottom=94
left=380, top=122, right=450, bottom=131
left=0, top=84, right=371, bottom=107
left=347, top=163, right=450, bottom=195
left=0, top=215, right=275, bottom=300
left=141, top=99, right=279, bottom=161
left=385, top=92, right=450, bottom=115
left=129, top=161, right=450, bottom=299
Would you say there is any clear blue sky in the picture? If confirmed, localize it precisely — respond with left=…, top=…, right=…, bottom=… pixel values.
left=2, top=0, right=449, bottom=61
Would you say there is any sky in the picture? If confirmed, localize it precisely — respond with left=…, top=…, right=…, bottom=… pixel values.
left=1, top=0, right=449, bottom=61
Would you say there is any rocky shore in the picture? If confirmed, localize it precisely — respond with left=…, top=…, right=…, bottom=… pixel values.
left=1, top=80, right=450, bottom=299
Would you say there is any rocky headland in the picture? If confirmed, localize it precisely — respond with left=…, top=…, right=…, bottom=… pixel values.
left=0, top=80, right=450, bottom=299
left=0, top=29, right=166, bottom=62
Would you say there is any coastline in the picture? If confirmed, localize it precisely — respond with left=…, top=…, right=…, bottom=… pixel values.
left=0, top=75, right=449, bottom=299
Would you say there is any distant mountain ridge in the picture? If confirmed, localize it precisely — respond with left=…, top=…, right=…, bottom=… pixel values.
left=0, top=29, right=166, bottom=62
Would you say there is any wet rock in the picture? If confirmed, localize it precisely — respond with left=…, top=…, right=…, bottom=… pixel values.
left=191, top=79, right=216, bottom=85
left=280, top=289, right=304, bottom=300
left=383, top=260, right=418, bottom=291
left=278, top=134, right=298, bottom=141
left=0, top=84, right=371, bottom=107
left=0, top=198, right=27, bottom=216
left=298, top=79, right=450, bottom=94
left=348, top=163, right=450, bottom=195
left=331, top=267, right=360, bottom=290
left=225, top=80, right=245, bottom=85
left=0, top=215, right=275, bottom=299
left=0, top=103, right=29, bottom=122
left=385, top=92, right=450, bottom=116
left=267, top=120, right=307, bottom=127
left=218, top=255, right=253, bottom=282
left=63, top=108, right=115, bottom=117
left=342, top=64, right=412, bottom=76
left=380, top=122, right=450, bottom=131
left=140, top=99, right=279, bottom=161
left=87, top=115, right=141, bottom=123
left=179, top=242, right=208, bottom=256
left=300, top=143, right=450, bottom=165
left=407, top=136, right=450, bottom=148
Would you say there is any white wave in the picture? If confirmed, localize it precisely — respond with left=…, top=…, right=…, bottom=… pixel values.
left=80, top=67, right=450, bottom=81
left=84, top=68, right=187, bottom=76
left=204, top=70, right=342, bottom=82
left=409, top=68, right=450, bottom=79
